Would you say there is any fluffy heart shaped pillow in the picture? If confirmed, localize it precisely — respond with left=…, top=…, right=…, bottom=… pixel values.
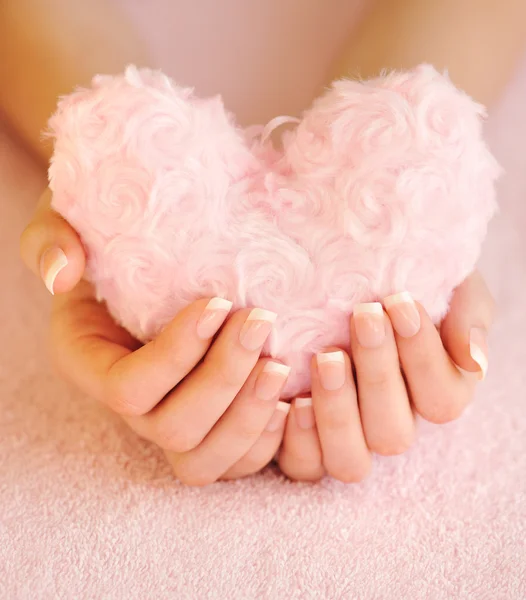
left=48, top=64, right=500, bottom=398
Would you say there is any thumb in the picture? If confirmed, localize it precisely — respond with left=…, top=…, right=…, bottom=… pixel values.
left=20, top=187, right=86, bottom=295
left=440, top=271, right=496, bottom=380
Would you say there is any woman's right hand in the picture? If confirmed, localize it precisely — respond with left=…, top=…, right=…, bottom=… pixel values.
left=19, top=188, right=87, bottom=296
left=20, top=189, right=291, bottom=486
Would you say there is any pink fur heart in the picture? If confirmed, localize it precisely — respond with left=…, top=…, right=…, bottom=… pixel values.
left=48, top=64, right=500, bottom=398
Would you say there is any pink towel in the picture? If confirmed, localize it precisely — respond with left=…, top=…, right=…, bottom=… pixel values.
left=1, top=56, right=525, bottom=599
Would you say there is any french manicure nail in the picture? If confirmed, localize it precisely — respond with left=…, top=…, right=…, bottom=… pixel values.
left=265, top=401, right=291, bottom=432
left=239, top=308, right=277, bottom=351
left=316, top=351, right=346, bottom=391
left=294, top=397, right=315, bottom=430
left=353, top=302, right=386, bottom=348
left=383, top=292, right=421, bottom=338
left=196, top=297, right=233, bottom=339
left=470, top=327, right=488, bottom=380
left=40, top=247, right=68, bottom=295
left=255, top=362, right=291, bottom=401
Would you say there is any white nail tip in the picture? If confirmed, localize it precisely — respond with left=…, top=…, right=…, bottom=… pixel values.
left=206, top=297, right=233, bottom=311
left=317, top=351, right=345, bottom=365
left=247, top=308, right=278, bottom=323
left=263, top=362, right=291, bottom=377
left=354, top=302, right=384, bottom=316
left=276, top=401, right=291, bottom=414
left=43, top=250, right=68, bottom=295
left=470, top=342, right=488, bottom=381
left=383, top=291, right=415, bottom=310
left=295, top=397, right=312, bottom=408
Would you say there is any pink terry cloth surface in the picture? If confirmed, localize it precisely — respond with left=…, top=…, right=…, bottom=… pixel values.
left=1, top=56, right=526, bottom=599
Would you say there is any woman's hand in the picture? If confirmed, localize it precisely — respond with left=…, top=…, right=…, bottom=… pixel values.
left=279, top=272, right=495, bottom=482
left=20, top=190, right=290, bottom=486
left=21, top=190, right=495, bottom=485
left=51, top=285, right=290, bottom=486
left=19, top=188, right=86, bottom=296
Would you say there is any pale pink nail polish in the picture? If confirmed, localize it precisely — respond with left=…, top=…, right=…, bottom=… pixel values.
left=265, top=401, right=291, bottom=432
left=353, top=302, right=386, bottom=348
left=316, top=351, right=346, bottom=391
left=294, top=397, right=315, bottom=430
left=239, top=308, right=277, bottom=351
left=255, top=362, right=291, bottom=401
left=470, top=327, right=489, bottom=380
left=39, top=247, right=68, bottom=295
left=196, top=297, right=233, bottom=339
left=383, top=292, right=421, bottom=338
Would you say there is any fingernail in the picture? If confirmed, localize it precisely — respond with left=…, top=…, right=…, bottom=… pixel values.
left=255, top=362, right=291, bottom=401
left=40, top=247, right=68, bottom=295
left=316, top=351, right=346, bottom=391
left=239, top=308, right=277, bottom=351
left=383, top=292, right=421, bottom=338
left=196, top=297, right=233, bottom=339
left=470, top=327, right=488, bottom=380
left=353, top=302, right=385, bottom=348
left=265, top=401, right=290, bottom=432
left=294, top=397, right=315, bottom=430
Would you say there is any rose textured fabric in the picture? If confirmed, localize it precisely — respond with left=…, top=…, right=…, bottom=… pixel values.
left=48, top=64, right=499, bottom=398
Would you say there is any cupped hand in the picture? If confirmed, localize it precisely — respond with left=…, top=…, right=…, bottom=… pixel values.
left=21, top=190, right=495, bottom=485
left=278, top=271, right=495, bottom=482
left=20, top=189, right=291, bottom=486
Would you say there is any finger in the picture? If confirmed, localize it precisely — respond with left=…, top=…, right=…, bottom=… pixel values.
left=51, top=282, right=233, bottom=416
left=128, top=307, right=277, bottom=453
left=49, top=280, right=140, bottom=400
left=311, top=348, right=372, bottom=483
left=440, top=271, right=495, bottom=379
left=220, top=403, right=289, bottom=481
left=167, top=403, right=287, bottom=484
left=166, top=360, right=290, bottom=486
left=20, top=188, right=86, bottom=294
left=278, top=398, right=325, bottom=482
left=383, top=292, right=474, bottom=424
left=350, top=303, right=415, bottom=455
left=103, top=297, right=233, bottom=415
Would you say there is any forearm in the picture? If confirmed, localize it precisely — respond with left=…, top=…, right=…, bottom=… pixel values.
left=0, top=0, right=149, bottom=164
left=331, top=0, right=526, bottom=105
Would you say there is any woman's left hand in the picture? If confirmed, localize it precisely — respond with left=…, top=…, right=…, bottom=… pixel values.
left=278, top=271, right=495, bottom=482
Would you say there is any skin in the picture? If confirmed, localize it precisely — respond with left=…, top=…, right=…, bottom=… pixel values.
left=9, top=1, right=525, bottom=484
left=0, top=0, right=150, bottom=164
left=278, top=0, right=525, bottom=481
left=279, top=276, right=495, bottom=482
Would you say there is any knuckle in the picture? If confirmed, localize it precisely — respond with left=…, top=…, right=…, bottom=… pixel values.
left=150, top=335, right=189, bottom=374
left=154, top=420, right=201, bottom=453
left=405, top=355, right=434, bottom=379
left=280, top=458, right=325, bottom=483
left=237, top=420, right=265, bottom=444
left=231, top=453, right=271, bottom=478
left=417, top=392, right=468, bottom=424
left=327, top=456, right=372, bottom=484
left=320, top=406, right=353, bottom=433
left=205, top=356, right=246, bottom=391
left=368, top=431, right=415, bottom=456
left=358, top=369, right=390, bottom=388
left=279, top=445, right=306, bottom=465
left=422, top=404, right=465, bottom=425
left=104, top=378, right=146, bottom=417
